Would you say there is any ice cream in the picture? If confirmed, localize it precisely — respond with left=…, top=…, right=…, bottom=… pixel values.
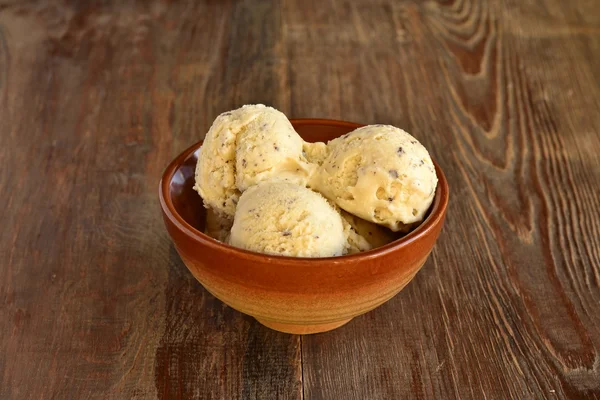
left=341, top=211, right=398, bottom=249
left=313, top=125, right=438, bottom=232
left=195, top=106, right=437, bottom=256
left=204, top=208, right=233, bottom=242
left=340, top=212, right=373, bottom=254
left=229, top=182, right=367, bottom=257
left=303, top=141, right=329, bottom=166
left=194, top=105, right=316, bottom=218
left=235, top=107, right=317, bottom=191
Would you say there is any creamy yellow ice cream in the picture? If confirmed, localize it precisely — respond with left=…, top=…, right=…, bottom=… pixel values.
left=204, top=208, right=233, bottom=242
left=313, top=125, right=438, bottom=232
left=235, top=108, right=316, bottom=191
left=340, top=211, right=372, bottom=254
left=194, top=104, right=315, bottom=218
left=341, top=210, right=397, bottom=249
left=229, top=182, right=374, bottom=257
left=196, top=106, right=437, bottom=255
left=302, top=141, right=329, bottom=166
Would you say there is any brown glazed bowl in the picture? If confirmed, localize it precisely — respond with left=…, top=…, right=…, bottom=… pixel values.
left=159, top=119, right=449, bottom=334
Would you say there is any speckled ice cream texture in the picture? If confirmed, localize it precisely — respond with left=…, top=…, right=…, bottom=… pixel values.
left=302, top=141, right=329, bottom=166
left=312, top=125, right=438, bottom=232
left=229, top=182, right=373, bottom=257
left=194, top=104, right=316, bottom=218
left=340, top=210, right=398, bottom=249
left=204, top=208, right=233, bottom=243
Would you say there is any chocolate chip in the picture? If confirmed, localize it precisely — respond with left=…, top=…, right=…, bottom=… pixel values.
left=420, top=160, right=424, bottom=165
left=388, top=197, right=394, bottom=202
left=397, top=147, right=404, bottom=155
left=411, top=140, right=417, bottom=144
left=389, top=169, right=399, bottom=178
left=282, top=231, right=292, bottom=236
left=242, top=159, right=247, bottom=167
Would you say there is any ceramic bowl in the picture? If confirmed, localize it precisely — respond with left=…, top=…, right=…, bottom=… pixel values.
left=159, top=119, right=449, bottom=334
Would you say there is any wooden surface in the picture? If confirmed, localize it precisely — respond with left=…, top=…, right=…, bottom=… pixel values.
left=1, top=0, right=599, bottom=398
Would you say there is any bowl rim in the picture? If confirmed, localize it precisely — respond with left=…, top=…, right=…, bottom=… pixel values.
left=159, top=118, right=449, bottom=264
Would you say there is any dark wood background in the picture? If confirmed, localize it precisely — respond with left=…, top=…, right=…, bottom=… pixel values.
left=1, top=0, right=599, bottom=398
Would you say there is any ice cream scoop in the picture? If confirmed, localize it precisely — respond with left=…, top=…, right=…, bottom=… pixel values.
left=194, top=104, right=315, bottom=218
left=313, top=125, right=438, bottom=232
left=229, top=182, right=362, bottom=257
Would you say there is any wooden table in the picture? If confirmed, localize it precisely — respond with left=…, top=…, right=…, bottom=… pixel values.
left=1, top=0, right=599, bottom=398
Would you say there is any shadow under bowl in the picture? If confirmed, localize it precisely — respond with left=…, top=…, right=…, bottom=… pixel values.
left=159, top=119, right=449, bottom=334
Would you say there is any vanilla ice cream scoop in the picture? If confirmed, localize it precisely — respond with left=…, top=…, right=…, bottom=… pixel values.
left=235, top=107, right=316, bottom=191
left=230, top=182, right=353, bottom=257
left=194, top=105, right=315, bottom=218
left=313, top=125, right=438, bottom=232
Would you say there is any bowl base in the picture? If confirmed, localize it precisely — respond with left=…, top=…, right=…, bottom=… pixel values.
left=256, top=318, right=352, bottom=334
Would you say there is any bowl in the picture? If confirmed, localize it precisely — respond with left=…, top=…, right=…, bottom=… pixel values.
left=159, top=119, right=449, bottom=334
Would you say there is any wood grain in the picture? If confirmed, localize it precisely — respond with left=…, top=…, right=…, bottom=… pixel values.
left=0, top=0, right=599, bottom=399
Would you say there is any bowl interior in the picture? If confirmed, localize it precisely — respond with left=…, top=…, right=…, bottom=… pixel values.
left=168, top=120, right=366, bottom=235
left=169, top=148, right=206, bottom=233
